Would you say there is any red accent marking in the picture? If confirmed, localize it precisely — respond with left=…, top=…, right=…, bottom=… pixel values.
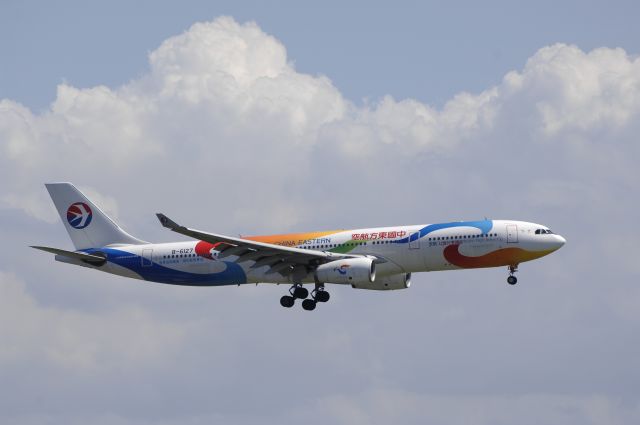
left=195, top=241, right=216, bottom=259
left=443, top=244, right=551, bottom=268
left=195, top=241, right=230, bottom=259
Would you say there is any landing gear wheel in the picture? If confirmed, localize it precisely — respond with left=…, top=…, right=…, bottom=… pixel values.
left=280, top=295, right=295, bottom=308
left=506, top=264, right=519, bottom=286
left=292, top=286, right=309, bottom=299
left=315, top=290, right=330, bottom=303
left=302, top=299, right=317, bottom=311
left=311, top=283, right=330, bottom=304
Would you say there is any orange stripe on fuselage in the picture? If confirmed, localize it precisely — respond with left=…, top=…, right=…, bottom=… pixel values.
left=244, top=230, right=341, bottom=247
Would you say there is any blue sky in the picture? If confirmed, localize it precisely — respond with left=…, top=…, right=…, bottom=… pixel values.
left=1, top=2, right=640, bottom=424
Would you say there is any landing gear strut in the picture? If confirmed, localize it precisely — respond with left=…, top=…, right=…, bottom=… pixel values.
left=279, top=283, right=330, bottom=310
left=507, top=265, right=518, bottom=285
left=292, top=285, right=308, bottom=299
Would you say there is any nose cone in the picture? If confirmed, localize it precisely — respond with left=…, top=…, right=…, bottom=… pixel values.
left=551, top=234, right=566, bottom=250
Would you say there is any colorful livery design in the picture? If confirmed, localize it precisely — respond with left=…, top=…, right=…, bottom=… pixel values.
left=33, top=183, right=566, bottom=311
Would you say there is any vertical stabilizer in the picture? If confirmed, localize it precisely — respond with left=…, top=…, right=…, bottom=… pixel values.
left=45, top=183, right=147, bottom=250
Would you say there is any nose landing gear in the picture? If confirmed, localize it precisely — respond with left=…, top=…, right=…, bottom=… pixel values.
left=507, top=265, right=518, bottom=285
left=280, top=283, right=330, bottom=311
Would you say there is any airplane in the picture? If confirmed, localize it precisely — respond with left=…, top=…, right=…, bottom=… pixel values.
left=32, top=183, right=566, bottom=311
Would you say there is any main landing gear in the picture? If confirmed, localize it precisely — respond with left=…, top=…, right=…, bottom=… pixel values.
left=280, top=283, right=330, bottom=311
left=507, top=265, right=518, bottom=285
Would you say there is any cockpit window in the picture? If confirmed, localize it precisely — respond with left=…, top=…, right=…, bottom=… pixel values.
left=535, top=229, right=554, bottom=235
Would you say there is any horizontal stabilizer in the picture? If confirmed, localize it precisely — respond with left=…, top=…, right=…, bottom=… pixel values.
left=31, top=246, right=107, bottom=266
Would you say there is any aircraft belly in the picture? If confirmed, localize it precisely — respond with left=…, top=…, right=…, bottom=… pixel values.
left=245, top=267, right=300, bottom=284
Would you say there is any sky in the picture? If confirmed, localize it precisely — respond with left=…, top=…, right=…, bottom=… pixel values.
left=1, top=1, right=640, bottom=424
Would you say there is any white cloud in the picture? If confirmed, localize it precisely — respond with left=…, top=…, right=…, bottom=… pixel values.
left=0, top=18, right=640, bottom=229
left=1, top=18, right=638, bottom=233
left=508, top=46, right=640, bottom=136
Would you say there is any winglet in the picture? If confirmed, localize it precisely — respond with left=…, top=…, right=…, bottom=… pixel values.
left=156, top=213, right=180, bottom=230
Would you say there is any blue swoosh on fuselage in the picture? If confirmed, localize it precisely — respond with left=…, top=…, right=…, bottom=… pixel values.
left=396, top=220, right=493, bottom=244
left=87, top=248, right=247, bottom=286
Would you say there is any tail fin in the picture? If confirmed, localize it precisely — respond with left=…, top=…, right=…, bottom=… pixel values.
left=45, top=183, right=147, bottom=250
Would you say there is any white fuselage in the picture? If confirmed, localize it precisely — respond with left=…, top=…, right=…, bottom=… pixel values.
left=57, top=219, right=565, bottom=287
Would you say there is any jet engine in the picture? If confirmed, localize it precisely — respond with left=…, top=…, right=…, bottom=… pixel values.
left=315, top=258, right=376, bottom=285
left=351, top=273, right=411, bottom=291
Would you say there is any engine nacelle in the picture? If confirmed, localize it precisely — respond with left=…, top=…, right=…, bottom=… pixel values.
left=315, top=258, right=376, bottom=285
left=351, top=273, right=411, bottom=291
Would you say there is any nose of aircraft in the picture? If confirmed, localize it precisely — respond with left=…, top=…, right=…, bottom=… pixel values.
left=551, top=234, right=566, bottom=250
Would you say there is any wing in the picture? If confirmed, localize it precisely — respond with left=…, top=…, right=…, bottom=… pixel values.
left=156, top=213, right=361, bottom=277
